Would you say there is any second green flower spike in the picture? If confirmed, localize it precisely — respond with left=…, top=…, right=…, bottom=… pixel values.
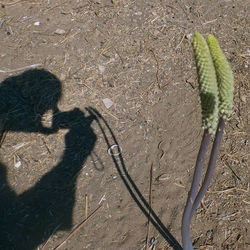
left=208, top=34, right=234, bottom=118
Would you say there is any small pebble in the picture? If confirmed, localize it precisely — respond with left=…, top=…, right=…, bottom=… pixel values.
left=206, top=230, right=213, bottom=238
left=185, top=33, right=193, bottom=40
left=98, top=65, right=105, bottom=74
left=15, top=161, right=22, bottom=168
left=54, top=28, right=66, bottom=35
left=240, top=94, right=246, bottom=103
left=153, top=30, right=160, bottom=36
left=103, top=98, right=114, bottom=109
left=60, top=73, right=67, bottom=81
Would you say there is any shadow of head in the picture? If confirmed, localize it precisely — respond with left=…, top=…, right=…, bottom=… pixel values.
left=0, top=69, right=62, bottom=134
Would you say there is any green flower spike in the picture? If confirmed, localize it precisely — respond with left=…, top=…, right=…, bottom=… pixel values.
left=207, top=35, right=234, bottom=118
left=191, top=32, right=219, bottom=134
left=182, top=33, right=234, bottom=250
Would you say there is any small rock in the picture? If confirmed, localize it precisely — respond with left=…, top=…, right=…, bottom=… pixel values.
left=54, top=28, right=66, bottom=35
left=206, top=230, right=213, bottom=239
left=240, top=94, right=247, bottom=103
left=185, top=33, right=193, bottom=40
left=60, top=73, right=67, bottom=81
left=98, top=65, right=105, bottom=74
left=135, top=11, right=142, bottom=16
left=15, top=161, right=22, bottom=168
left=153, top=29, right=160, bottom=36
left=102, top=98, right=114, bottom=109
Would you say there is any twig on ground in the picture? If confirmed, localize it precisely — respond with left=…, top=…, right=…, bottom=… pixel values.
left=0, top=64, right=43, bottom=73
left=41, top=138, right=52, bottom=155
left=40, top=224, right=62, bottom=250
left=149, top=49, right=160, bottom=88
left=0, top=0, right=36, bottom=6
left=176, top=33, right=186, bottom=49
left=85, top=194, right=88, bottom=219
left=202, top=19, right=217, bottom=26
left=140, top=48, right=161, bottom=96
left=0, top=131, right=7, bottom=148
left=207, top=187, right=248, bottom=194
left=54, top=204, right=103, bottom=250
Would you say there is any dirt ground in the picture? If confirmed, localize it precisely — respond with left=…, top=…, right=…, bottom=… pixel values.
left=0, top=0, right=249, bottom=249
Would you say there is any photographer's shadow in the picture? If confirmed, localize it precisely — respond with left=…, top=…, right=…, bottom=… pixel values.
left=0, top=69, right=96, bottom=249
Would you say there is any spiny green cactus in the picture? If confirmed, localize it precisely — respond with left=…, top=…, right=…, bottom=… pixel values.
left=207, top=35, right=234, bottom=118
left=191, top=32, right=219, bottom=134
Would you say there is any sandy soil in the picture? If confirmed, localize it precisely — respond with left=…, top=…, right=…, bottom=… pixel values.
left=0, top=0, right=249, bottom=249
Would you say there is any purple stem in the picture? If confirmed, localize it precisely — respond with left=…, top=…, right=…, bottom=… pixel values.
left=190, top=118, right=225, bottom=218
left=182, top=118, right=225, bottom=250
left=181, top=129, right=211, bottom=250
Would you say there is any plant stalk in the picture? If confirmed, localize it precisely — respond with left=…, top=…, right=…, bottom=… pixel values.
left=181, top=129, right=211, bottom=250
left=190, top=118, right=225, bottom=218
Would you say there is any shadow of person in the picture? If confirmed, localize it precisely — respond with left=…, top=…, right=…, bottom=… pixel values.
left=0, top=69, right=97, bottom=249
